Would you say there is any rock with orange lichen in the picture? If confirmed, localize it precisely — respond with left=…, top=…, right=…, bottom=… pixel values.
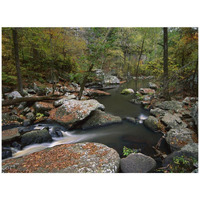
left=49, top=99, right=105, bottom=129
left=2, top=143, right=120, bottom=173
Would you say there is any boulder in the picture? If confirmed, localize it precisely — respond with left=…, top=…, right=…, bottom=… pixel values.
left=130, top=99, right=141, bottom=104
left=120, top=153, right=156, bottom=173
left=121, top=88, right=134, bottom=95
left=34, top=102, right=53, bottom=113
left=139, top=88, right=155, bottom=95
left=150, top=108, right=166, bottom=118
left=155, top=100, right=183, bottom=113
left=49, top=99, right=105, bottom=128
left=2, top=148, right=12, bottom=160
left=163, top=143, right=198, bottom=168
left=53, top=95, right=76, bottom=107
left=148, top=82, right=158, bottom=90
left=7, top=91, right=22, bottom=99
left=161, top=112, right=187, bottom=130
left=2, top=143, right=120, bottom=173
left=20, top=128, right=52, bottom=147
left=2, top=113, right=22, bottom=125
left=165, top=128, right=196, bottom=151
left=49, top=127, right=63, bottom=138
left=82, top=110, right=122, bottom=129
left=191, top=102, right=198, bottom=126
left=124, top=117, right=137, bottom=124
left=183, top=97, right=198, bottom=105
left=144, top=116, right=159, bottom=132
left=25, top=112, right=36, bottom=122
left=103, top=75, right=120, bottom=85
left=2, top=128, right=20, bottom=144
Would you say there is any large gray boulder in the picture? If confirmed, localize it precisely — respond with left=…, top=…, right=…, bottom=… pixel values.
left=148, top=82, right=158, bottom=90
left=49, top=99, right=105, bottom=129
left=82, top=110, right=122, bottom=129
left=144, top=116, right=159, bottom=131
left=165, top=128, right=196, bottom=151
left=103, top=75, right=120, bottom=85
left=121, top=153, right=156, bottom=173
left=161, top=112, right=187, bottom=130
left=21, top=128, right=52, bottom=147
left=150, top=108, right=166, bottom=118
left=7, top=91, right=22, bottom=99
left=2, top=143, right=120, bottom=173
left=155, top=100, right=183, bottom=113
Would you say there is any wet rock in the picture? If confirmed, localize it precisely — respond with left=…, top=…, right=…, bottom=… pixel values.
left=2, top=147, right=12, bottom=160
left=121, top=88, right=134, bottom=95
left=33, top=102, right=53, bottom=113
left=129, top=99, right=141, bottom=104
left=103, top=75, right=120, bottom=85
left=155, top=100, right=183, bottom=113
left=139, top=88, right=155, bottom=95
left=2, top=128, right=21, bottom=144
left=25, top=112, right=36, bottom=122
left=50, top=99, right=105, bottom=129
left=20, top=128, right=52, bottom=147
left=148, top=82, right=158, bottom=90
left=82, top=110, right=122, bottom=129
left=124, top=117, right=137, bottom=124
left=49, top=127, right=63, bottom=137
left=7, top=91, right=22, bottom=99
left=141, top=101, right=151, bottom=106
left=150, top=108, right=166, bottom=118
left=2, top=143, right=120, bottom=173
left=144, top=116, right=159, bottom=132
left=165, top=128, right=197, bottom=151
left=12, top=141, right=22, bottom=150
left=18, top=126, right=34, bottom=134
left=161, top=112, right=187, bottom=130
left=23, top=119, right=31, bottom=126
left=191, top=102, right=198, bottom=126
left=120, top=153, right=156, bottom=173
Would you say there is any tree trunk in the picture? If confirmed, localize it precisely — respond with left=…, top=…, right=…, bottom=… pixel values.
left=12, top=28, right=23, bottom=95
left=78, top=64, right=94, bottom=100
left=136, top=36, right=145, bottom=82
left=2, top=95, right=61, bottom=106
left=163, top=28, right=171, bottom=100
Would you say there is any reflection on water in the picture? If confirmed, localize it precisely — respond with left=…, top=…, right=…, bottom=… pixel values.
left=11, top=79, right=170, bottom=158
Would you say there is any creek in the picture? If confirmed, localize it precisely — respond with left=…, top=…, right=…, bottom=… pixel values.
left=12, top=79, right=170, bottom=159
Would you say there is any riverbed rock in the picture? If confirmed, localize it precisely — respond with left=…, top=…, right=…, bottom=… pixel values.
left=2, top=113, right=22, bottom=125
left=129, top=99, right=141, bottom=104
left=53, top=95, right=76, bottom=107
left=124, top=117, right=137, bottom=124
left=2, top=128, right=20, bottom=144
left=139, top=88, right=155, bottom=95
left=33, top=102, right=53, bottom=113
left=103, top=75, right=120, bottom=85
left=82, top=110, right=122, bottom=129
left=120, top=153, right=156, bottom=173
left=7, top=91, right=22, bottom=99
left=165, top=128, right=197, bottom=151
left=144, top=116, right=159, bottom=132
left=191, top=102, right=198, bottom=126
left=161, top=112, right=187, bottom=130
left=148, top=82, right=158, bottom=90
left=2, top=147, right=12, bottom=160
left=49, top=99, right=105, bottom=129
left=163, top=143, right=198, bottom=168
left=150, top=108, right=166, bottom=118
left=2, top=143, right=120, bottom=173
left=25, top=112, right=36, bottom=122
left=155, top=100, right=183, bottom=113
left=121, top=88, right=134, bottom=95
left=20, top=128, right=52, bottom=147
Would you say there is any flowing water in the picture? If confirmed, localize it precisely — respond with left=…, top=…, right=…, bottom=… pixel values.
left=12, top=79, right=170, bottom=158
